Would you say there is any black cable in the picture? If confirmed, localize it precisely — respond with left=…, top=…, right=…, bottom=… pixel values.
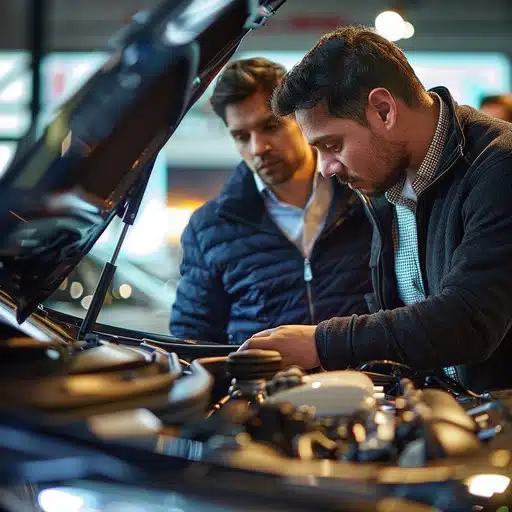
left=427, top=375, right=486, bottom=400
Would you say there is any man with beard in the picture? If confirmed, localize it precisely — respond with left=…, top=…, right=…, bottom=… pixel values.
left=170, top=57, right=373, bottom=345
left=479, top=94, right=512, bottom=122
left=239, top=28, right=512, bottom=392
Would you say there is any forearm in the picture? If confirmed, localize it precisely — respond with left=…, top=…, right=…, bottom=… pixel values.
left=315, top=287, right=506, bottom=371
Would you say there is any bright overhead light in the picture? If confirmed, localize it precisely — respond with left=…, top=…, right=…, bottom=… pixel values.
left=403, top=21, right=415, bottom=39
left=166, top=204, right=200, bottom=241
left=80, top=295, right=93, bottom=310
left=70, top=281, right=84, bottom=299
left=375, top=10, right=405, bottom=42
left=119, top=284, right=132, bottom=299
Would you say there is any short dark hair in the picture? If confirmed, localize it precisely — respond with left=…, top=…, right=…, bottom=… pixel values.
left=272, top=26, right=426, bottom=125
left=210, top=57, right=286, bottom=124
left=479, top=94, right=512, bottom=122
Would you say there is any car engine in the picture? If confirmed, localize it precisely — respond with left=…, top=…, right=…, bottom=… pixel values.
left=150, top=347, right=512, bottom=510
left=2, top=337, right=512, bottom=511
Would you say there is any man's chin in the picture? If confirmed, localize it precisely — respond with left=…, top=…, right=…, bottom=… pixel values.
left=347, top=182, right=381, bottom=196
left=348, top=184, right=387, bottom=196
left=364, top=187, right=388, bottom=197
left=262, top=172, right=294, bottom=186
left=360, top=174, right=405, bottom=196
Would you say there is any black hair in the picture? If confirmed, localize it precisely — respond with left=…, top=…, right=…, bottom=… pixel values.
left=272, top=26, right=426, bottom=125
left=479, top=94, right=512, bottom=122
left=210, top=57, right=286, bottom=124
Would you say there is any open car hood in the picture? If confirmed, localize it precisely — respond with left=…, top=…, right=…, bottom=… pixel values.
left=0, top=0, right=287, bottom=324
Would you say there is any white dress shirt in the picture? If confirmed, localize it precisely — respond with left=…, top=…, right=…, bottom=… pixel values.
left=253, top=166, right=333, bottom=258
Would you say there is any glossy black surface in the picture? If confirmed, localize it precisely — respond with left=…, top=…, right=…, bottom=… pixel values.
left=0, top=0, right=263, bottom=323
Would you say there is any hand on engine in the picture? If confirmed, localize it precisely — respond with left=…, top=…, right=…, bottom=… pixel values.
left=238, top=325, right=320, bottom=369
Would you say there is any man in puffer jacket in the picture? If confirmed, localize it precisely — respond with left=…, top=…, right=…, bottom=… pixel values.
left=170, top=58, right=373, bottom=345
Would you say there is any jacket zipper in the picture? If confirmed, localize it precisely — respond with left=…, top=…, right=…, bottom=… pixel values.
left=302, top=195, right=353, bottom=323
left=302, top=206, right=349, bottom=324
left=220, top=209, right=345, bottom=326
left=303, top=258, right=315, bottom=324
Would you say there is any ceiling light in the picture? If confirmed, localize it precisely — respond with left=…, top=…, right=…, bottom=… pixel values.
left=402, top=21, right=415, bottom=39
left=375, top=10, right=405, bottom=42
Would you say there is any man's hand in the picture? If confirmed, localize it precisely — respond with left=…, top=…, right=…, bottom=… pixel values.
left=238, top=325, right=320, bottom=369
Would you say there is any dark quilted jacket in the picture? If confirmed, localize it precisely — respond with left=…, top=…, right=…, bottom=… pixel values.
left=170, top=162, right=373, bottom=344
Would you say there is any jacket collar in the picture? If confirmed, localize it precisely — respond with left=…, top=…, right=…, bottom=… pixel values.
left=360, top=86, right=466, bottom=212
left=216, top=161, right=271, bottom=227
left=216, top=161, right=357, bottom=231
left=428, top=86, right=466, bottom=175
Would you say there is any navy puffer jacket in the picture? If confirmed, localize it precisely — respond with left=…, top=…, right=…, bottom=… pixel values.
left=170, top=162, right=373, bottom=344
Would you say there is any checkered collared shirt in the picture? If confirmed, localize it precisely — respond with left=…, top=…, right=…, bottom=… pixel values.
left=385, top=93, right=450, bottom=305
left=385, top=93, right=455, bottom=379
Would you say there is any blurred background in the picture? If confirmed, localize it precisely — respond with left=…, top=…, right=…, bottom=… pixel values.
left=0, top=0, right=510, bottom=335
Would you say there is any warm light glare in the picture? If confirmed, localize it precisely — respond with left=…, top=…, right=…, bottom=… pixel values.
left=119, top=283, right=132, bottom=299
left=466, top=474, right=510, bottom=498
left=403, top=21, right=415, bottom=39
left=81, top=295, right=93, bottom=310
left=92, top=199, right=202, bottom=256
left=166, top=203, right=202, bottom=241
left=375, top=10, right=405, bottom=42
left=125, top=198, right=202, bottom=253
left=70, top=281, right=84, bottom=299
left=124, top=199, right=168, bottom=256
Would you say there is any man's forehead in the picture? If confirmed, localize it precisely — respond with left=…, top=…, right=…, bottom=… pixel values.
left=226, top=97, right=274, bottom=131
left=296, top=104, right=338, bottom=140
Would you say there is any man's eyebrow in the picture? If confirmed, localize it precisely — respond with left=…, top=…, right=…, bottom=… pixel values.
left=308, top=135, right=333, bottom=147
left=229, top=114, right=278, bottom=136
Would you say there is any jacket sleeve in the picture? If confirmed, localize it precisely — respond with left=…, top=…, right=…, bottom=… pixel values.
left=315, top=156, right=512, bottom=371
left=170, top=216, right=231, bottom=343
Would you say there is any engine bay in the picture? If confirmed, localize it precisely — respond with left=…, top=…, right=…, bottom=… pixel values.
left=3, top=334, right=511, bottom=511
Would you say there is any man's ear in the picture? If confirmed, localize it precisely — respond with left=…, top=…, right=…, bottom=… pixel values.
left=366, top=88, right=397, bottom=131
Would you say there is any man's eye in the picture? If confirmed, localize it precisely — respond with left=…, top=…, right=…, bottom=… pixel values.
left=263, top=123, right=279, bottom=132
left=325, top=143, right=341, bottom=153
left=234, top=134, right=249, bottom=143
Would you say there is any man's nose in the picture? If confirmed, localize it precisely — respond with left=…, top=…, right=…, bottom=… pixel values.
left=318, top=152, right=344, bottom=179
left=250, top=133, right=271, bottom=157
